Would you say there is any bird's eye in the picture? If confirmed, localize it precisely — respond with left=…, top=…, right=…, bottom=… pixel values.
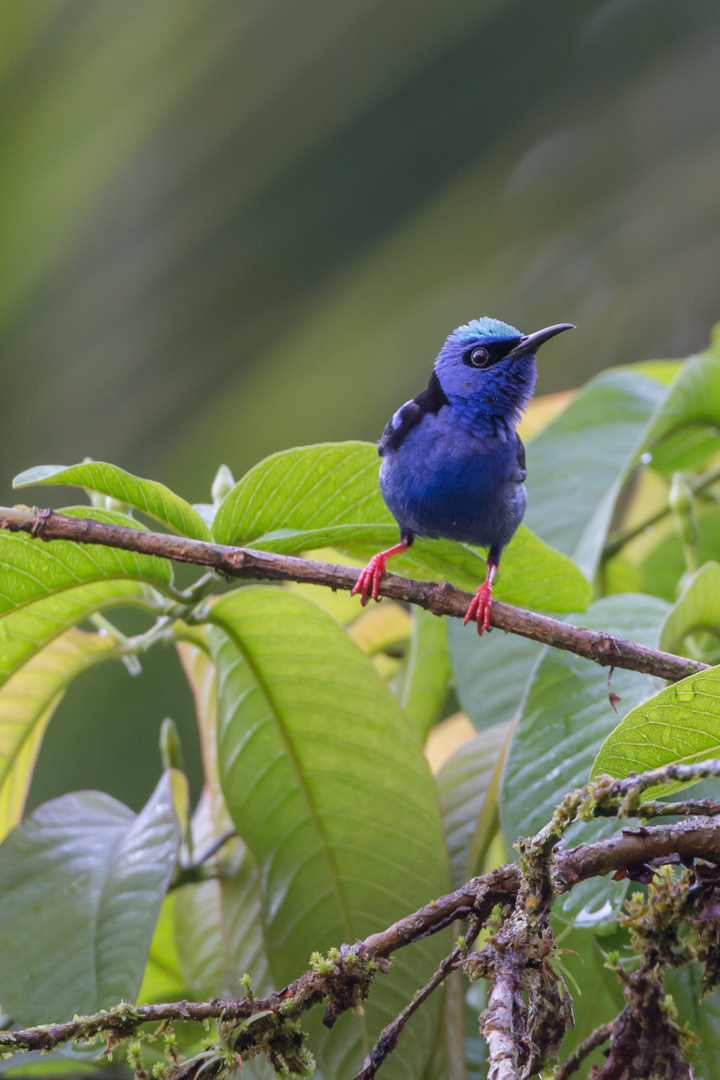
left=468, top=346, right=490, bottom=367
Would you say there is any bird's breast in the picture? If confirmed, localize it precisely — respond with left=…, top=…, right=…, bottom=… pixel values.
left=379, top=412, right=525, bottom=548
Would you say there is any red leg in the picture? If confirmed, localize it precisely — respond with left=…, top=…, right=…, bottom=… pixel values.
left=351, top=538, right=409, bottom=605
left=464, top=561, right=498, bottom=635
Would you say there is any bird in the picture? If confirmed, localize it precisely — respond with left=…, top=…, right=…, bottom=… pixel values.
left=351, top=317, right=575, bottom=633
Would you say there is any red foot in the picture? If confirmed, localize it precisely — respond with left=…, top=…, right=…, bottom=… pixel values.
left=464, top=561, right=498, bottom=636
left=464, top=582, right=493, bottom=635
left=351, top=553, right=388, bottom=605
left=351, top=539, right=409, bottom=606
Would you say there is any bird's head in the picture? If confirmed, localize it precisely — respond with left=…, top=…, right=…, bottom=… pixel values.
left=434, top=317, right=575, bottom=438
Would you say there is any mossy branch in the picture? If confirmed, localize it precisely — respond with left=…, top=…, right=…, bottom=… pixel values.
left=3, top=761, right=720, bottom=1078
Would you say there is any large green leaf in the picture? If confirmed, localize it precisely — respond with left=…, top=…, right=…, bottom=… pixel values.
left=659, top=561, right=720, bottom=654
left=524, top=367, right=670, bottom=579
left=501, top=594, right=668, bottom=926
left=174, top=793, right=271, bottom=1001
left=0, top=771, right=180, bottom=1023
left=0, top=628, right=118, bottom=843
left=213, top=442, right=389, bottom=543
left=214, top=441, right=589, bottom=612
left=0, top=580, right=163, bottom=688
left=137, top=893, right=187, bottom=1004
left=175, top=640, right=271, bottom=1001
left=591, top=665, right=720, bottom=785
left=448, top=621, right=544, bottom=730
left=399, top=609, right=450, bottom=740
left=0, top=506, right=172, bottom=619
left=632, top=340, right=720, bottom=476
left=14, top=462, right=210, bottom=541
left=436, top=721, right=511, bottom=887
left=207, top=587, right=450, bottom=1080
left=642, top=340, right=720, bottom=460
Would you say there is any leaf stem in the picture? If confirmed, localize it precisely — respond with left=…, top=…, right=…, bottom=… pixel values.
left=603, top=458, right=720, bottom=560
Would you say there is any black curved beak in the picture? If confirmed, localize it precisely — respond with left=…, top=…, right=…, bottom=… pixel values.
left=505, top=322, right=575, bottom=360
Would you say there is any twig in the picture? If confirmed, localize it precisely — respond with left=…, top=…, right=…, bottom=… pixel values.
left=351, top=922, right=482, bottom=1080
left=552, top=1022, right=613, bottom=1080
left=636, top=797, right=720, bottom=819
left=0, top=506, right=707, bottom=683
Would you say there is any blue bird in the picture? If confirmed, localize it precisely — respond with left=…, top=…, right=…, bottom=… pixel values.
left=351, top=318, right=575, bottom=632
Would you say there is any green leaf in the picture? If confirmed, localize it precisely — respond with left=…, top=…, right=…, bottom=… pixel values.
left=643, top=341, right=720, bottom=458
left=399, top=609, right=450, bottom=740
left=175, top=640, right=271, bottom=1000
left=0, top=580, right=163, bottom=688
left=659, top=561, right=720, bottom=654
left=174, top=793, right=271, bottom=1001
left=0, top=628, right=118, bottom=843
left=212, top=442, right=390, bottom=544
left=501, top=594, right=669, bottom=926
left=349, top=601, right=411, bottom=656
left=14, top=462, right=210, bottom=541
left=0, top=506, right=172, bottom=620
left=591, top=664, right=720, bottom=787
left=448, top=621, right=544, bottom=730
left=0, top=506, right=170, bottom=687
left=214, top=441, right=589, bottom=612
left=436, top=722, right=511, bottom=887
left=0, top=772, right=180, bottom=1023
left=524, top=367, right=670, bottom=579
left=665, top=965, right=720, bottom=1077
left=207, top=587, right=451, bottom=1080
left=137, top=892, right=187, bottom=1004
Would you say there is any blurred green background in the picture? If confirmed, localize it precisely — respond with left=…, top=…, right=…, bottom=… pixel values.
left=3, top=0, right=720, bottom=811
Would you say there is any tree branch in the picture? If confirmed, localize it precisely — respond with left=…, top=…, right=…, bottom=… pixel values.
left=351, top=921, right=482, bottom=1080
left=4, top=764, right=720, bottom=1059
left=481, top=957, right=522, bottom=1080
left=0, top=506, right=706, bottom=683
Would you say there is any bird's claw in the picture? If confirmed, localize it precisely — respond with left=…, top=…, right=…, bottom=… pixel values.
left=351, top=554, right=387, bottom=605
left=464, top=582, right=493, bottom=635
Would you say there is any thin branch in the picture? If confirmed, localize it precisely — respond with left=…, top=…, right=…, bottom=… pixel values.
left=552, top=1021, right=613, bottom=1080
left=0, top=506, right=707, bottom=683
left=352, top=922, right=482, bottom=1080
left=636, top=796, right=720, bottom=819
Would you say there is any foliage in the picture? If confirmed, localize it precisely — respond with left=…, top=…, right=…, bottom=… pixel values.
left=2, top=330, right=720, bottom=1077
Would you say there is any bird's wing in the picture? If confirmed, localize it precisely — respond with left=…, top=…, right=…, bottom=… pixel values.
left=378, top=400, right=422, bottom=455
left=516, top=435, right=527, bottom=482
left=378, top=371, right=450, bottom=456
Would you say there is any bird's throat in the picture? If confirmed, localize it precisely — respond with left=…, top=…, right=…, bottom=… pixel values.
left=445, top=356, right=536, bottom=440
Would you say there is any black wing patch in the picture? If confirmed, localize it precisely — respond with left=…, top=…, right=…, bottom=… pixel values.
left=378, top=371, right=450, bottom=456
left=516, top=435, right=527, bottom=482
